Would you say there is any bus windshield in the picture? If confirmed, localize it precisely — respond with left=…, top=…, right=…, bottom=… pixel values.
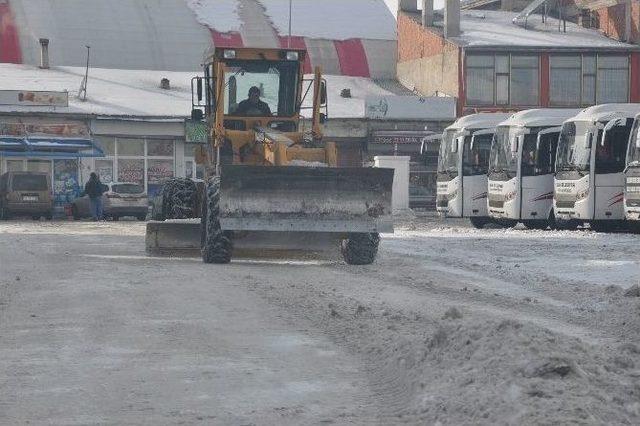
left=463, top=132, right=493, bottom=176
left=437, top=129, right=459, bottom=178
left=628, top=118, right=640, bottom=166
left=556, top=121, right=592, bottom=173
left=489, top=126, right=519, bottom=177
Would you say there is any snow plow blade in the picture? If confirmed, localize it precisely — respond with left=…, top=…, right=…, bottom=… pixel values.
left=218, top=165, right=395, bottom=234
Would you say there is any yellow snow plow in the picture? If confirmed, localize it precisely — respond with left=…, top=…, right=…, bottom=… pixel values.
left=146, top=47, right=393, bottom=264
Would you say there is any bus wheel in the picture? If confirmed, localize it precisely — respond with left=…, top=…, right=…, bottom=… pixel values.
left=469, top=217, right=489, bottom=229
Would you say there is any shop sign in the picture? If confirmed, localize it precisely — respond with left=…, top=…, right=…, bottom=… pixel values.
left=365, top=96, right=456, bottom=120
left=0, top=122, right=89, bottom=137
left=0, top=90, right=69, bottom=107
left=371, top=131, right=436, bottom=145
left=185, top=120, right=208, bottom=144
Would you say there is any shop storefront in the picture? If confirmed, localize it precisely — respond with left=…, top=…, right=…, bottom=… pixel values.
left=0, top=122, right=103, bottom=209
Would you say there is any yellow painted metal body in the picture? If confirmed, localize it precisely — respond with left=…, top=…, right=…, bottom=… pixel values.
left=203, top=47, right=335, bottom=168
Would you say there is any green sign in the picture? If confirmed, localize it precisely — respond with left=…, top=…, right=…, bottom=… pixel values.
left=185, top=120, right=208, bottom=144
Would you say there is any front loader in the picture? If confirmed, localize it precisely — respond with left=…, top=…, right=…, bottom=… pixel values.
left=150, top=47, right=394, bottom=264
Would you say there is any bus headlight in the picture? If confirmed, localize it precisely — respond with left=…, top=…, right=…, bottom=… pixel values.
left=576, top=188, right=590, bottom=201
left=504, top=191, right=517, bottom=202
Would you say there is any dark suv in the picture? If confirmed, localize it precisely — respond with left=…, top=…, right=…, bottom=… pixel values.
left=0, top=172, right=54, bottom=219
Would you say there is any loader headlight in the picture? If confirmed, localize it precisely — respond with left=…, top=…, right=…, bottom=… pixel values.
left=286, top=51, right=299, bottom=61
left=576, top=188, right=590, bottom=201
left=223, top=49, right=236, bottom=59
left=504, top=191, right=517, bottom=202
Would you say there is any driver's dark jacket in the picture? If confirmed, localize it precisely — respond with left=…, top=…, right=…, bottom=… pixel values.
left=235, top=99, right=272, bottom=116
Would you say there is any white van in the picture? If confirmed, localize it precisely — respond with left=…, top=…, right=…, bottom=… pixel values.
left=555, top=104, right=640, bottom=231
left=487, top=109, right=580, bottom=229
left=436, top=113, right=511, bottom=228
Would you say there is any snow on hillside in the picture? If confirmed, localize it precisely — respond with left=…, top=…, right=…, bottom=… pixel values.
left=258, top=0, right=396, bottom=40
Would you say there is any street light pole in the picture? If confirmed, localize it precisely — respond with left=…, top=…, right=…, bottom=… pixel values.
left=288, top=0, right=292, bottom=48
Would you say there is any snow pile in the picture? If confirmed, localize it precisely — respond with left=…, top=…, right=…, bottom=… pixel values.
left=258, top=0, right=396, bottom=40
left=184, top=0, right=241, bottom=32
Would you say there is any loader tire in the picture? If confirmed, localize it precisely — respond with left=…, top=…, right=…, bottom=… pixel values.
left=201, top=177, right=233, bottom=264
left=162, top=178, right=197, bottom=219
left=341, top=233, right=380, bottom=265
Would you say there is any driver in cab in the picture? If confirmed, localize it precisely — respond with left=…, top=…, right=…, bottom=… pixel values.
left=236, top=86, right=272, bottom=116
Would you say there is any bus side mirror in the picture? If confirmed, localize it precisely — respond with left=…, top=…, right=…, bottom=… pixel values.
left=584, top=132, right=592, bottom=149
left=197, top=78, right=203, bottom=102
left=320, top=81, right=327, bottom=105
left=511, top=135, right=521, bottom=154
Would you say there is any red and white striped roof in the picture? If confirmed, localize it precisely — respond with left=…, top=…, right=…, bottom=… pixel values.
left=0, top=0, right=397, bottom=78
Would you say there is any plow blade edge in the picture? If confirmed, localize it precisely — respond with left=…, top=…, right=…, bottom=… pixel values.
left=219, top=166, right=394, bottom=233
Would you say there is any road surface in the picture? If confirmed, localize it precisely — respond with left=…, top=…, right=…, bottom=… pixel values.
left=1, top=219, right=639, bottom=425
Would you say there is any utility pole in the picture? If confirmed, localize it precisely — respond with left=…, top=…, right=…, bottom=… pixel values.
left=288, top=0, right=292, bottom=48
left=78, top=45, right=90, bottom=101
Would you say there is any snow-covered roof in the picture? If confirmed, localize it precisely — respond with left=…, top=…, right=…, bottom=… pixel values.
left=440, top=11, right=637, bottom=50
left=187, top=0, right=396, bottom=41
left=498, top=109, right=583, bottom=128
left=568, top=104, right=640, bottom=123
left=0, top=63, right=394, bottom=119
left=446, top=112, right=512, bottom=132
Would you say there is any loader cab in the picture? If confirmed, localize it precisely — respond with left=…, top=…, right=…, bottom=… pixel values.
left=193, top=48, right=326, bottom=133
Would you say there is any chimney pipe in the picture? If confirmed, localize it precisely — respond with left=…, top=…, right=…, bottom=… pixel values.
left=399, top=0, right=418, bottom=13
left=422, top=0, right=433, bottom=27
left=39, top=38, right=50, bottom=69
left=444, top=0, right=460, bottom=38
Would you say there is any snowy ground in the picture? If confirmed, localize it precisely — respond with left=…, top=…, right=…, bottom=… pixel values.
left=1, top=219, right=639, bottom=424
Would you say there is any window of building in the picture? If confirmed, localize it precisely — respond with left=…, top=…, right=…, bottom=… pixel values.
left=95, top=159, right=114, bottom=183
left=147, top=139, right=174, bottom=157
left=466, top=54, right=539, bottom=107
left=550, top=54, right=629, bottom=106
left=117, top=138, right=145, bottom=156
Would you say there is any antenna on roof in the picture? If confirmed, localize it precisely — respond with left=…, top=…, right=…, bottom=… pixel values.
left=78, top=45, right=90, bottom=102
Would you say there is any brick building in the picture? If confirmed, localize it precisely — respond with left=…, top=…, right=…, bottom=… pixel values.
left=397, top=0, right=640, bottom=116
left=575, top=1, right=639, bottom=45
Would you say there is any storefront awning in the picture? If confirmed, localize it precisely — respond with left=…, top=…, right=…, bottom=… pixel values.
left=0, top=136, right=104, bottom=158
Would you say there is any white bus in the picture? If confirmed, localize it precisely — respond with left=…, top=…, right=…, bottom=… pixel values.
left=624, top=112, right=640, bottom=233
left=487, top=109, right=580, bottom=229
left=436, top=113, right=511, bottom=228
left=555, top=104, right=639, bottom=231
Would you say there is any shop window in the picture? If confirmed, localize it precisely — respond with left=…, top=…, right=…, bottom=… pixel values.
left=466, top=54, right=539, bottom=107
left=27, top=160, right=51, bottom=173
left=466, top=55, right=494, bottom=105
left=147, top=140, right=174, bottom=157
left=95, top=159, right=114, bottom=183
left=118, top=159, right=145, bottom=186
left=597, top=56, right=629, bottom=104
left=510, top=56, right=539, bottom=106
left=117, top=138, right=145, bottom=156
left=95, top=136, right=115, bottom=156
left=550, top=54, right=629, bottom=106
left=147, top=159, right=174, bottom=197
left=550, top=56, right=581, bottom=106
left=185, top=161, right=194, bottom=179
left=7, top=160, right=24, bottom=172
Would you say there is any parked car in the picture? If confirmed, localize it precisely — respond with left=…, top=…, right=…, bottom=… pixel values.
left=0, top=171, right=54, bottom=220
left=71, top=182, right=148, bottom=221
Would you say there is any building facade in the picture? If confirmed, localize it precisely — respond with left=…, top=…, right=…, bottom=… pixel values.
left=397, top=7, right=640, bottom=116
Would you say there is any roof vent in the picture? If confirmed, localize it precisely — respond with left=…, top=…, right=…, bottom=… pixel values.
left=39, top=38, right=50, bottom=69
left=160, top=78, right=170, bottom=90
